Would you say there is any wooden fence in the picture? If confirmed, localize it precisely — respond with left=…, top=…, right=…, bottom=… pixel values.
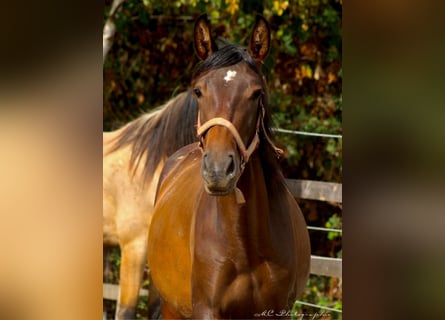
left=103, top=178, right=342, bottom=301
left=286, top=179, right=342, bottom=279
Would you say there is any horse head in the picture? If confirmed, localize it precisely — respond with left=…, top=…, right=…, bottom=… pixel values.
left=193, top=14, right=271, bottom=197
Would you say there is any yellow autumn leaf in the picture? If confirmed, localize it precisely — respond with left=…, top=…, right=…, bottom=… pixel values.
left=328, top=71, right=337, bottom=84
left=273, top=1, right=289, bottom=16
left=226, top=0, right=239, bottom=16
left=301, top=64, right=313, bottom=79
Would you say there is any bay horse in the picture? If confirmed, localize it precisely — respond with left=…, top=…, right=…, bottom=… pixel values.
left=148, top=14, right=311, bottom=319
left=103, top=92, right=198, bottom=319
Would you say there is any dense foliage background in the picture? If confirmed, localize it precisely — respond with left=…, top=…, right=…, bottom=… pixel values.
left=104, top=0, right=342, bottom=319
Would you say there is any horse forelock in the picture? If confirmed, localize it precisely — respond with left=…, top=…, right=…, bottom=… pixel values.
left=193, top=41, right=262, bottom=80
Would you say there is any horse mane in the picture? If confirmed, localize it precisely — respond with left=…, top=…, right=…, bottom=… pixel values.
left=106, top=90, right=198, bottom=185
left=193, top=40, right=286, bottom=193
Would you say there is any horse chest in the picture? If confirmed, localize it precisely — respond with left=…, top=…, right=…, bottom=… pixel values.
left=193, top=238, right=293, bottom=316
left=218, top=261, right=293, bottom=317
left=192, top=197, right=295, bottom=316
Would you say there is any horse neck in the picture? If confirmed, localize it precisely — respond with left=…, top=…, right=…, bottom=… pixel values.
left=214, top=153, right=273, bottom=247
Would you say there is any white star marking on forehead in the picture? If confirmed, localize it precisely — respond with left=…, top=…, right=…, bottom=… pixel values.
left=224, top=70, right=237, bottom=82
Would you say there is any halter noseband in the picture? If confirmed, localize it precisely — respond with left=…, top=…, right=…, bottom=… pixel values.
left=196, top=108, right=263, bottom=171
left=196, top=103, right=282, bottom=164
left=196, top=104, right=282, bottom=204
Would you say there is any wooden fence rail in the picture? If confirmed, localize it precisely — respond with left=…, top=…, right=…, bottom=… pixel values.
left=310, top=255, right=342, bottom=278
left=284, top=179, right=342, bottom=280
left=285, top=179, right=342, bottom=202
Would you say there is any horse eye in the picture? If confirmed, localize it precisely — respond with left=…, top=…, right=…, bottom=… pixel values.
left=250, top=89, right=263, bottom=100
left=193, top=88, right=202, bottom=98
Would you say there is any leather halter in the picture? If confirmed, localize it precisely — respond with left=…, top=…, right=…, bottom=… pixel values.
left=196, top=109, right=262, bottom=171
left=196, top=103, right=282, bottom=166
left=196, top=104, right=282, bottom=204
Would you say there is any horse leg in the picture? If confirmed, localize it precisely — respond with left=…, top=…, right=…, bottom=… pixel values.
left=115, top=239, right=147, bottom=320
left=103, top=246, right=114, bottom=282
left=147, top=273, right=161, bottom=319
left=161, top=301, right=183, bottom=319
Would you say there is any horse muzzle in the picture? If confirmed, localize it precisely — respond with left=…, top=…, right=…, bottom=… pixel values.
left=201, top=151, right=239, bottom=195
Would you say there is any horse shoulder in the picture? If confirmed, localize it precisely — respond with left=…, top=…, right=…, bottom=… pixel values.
left=277, top=182, right=311, bottom=299
left=155, top=142, right=200, bottom=200
left=261, top=178, right=310, bottom=303
left=149, top=143, right=203, bottom=317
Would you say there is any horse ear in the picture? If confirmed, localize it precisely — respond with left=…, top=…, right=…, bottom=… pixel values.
left=249, top=15, right=270, bottom=62
left=194, top=14, right=216, bottom=60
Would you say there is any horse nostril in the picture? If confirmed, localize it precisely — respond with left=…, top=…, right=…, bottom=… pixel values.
left=202, top=153, right=209, bottom=175
left=226, top=154, right=236, bottom=177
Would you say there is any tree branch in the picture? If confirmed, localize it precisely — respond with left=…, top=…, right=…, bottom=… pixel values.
left=103, top=0, right=126, bottom=63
